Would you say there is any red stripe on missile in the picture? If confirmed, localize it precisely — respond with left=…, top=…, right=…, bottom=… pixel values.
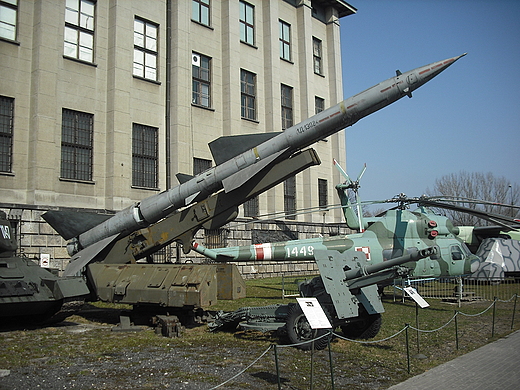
left=419, top=68, right=431, bottom=75
left=254, top=244, right=264, bottom=260
left=380, top=86, right=392, bottom=92
left=347, top=103, right=357, bottom=109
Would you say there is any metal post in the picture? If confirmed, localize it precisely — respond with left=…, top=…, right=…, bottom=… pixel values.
left=511, top=293, right=517, bottom=330
left=282, top=274, right=286, bottom=299
left=327, top=330, right=335, bottom=390
left=455, top=311, right=459, bottom=350
left=273, top=345, right=281, bottom=390
left=492, top=297, right=497, bottom=337
left=415, top=302, right=420, bottom=354
left=310, top=339, right=315, bottom=390
left=405, top=324, right=410, bottom=374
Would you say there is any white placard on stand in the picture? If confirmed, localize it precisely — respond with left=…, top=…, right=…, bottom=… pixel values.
left=404, top=286, right=430, bottom=308
left=296, top=297, right=332, bottom=329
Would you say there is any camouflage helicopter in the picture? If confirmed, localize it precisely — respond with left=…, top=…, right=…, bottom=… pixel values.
left=192, top=162, right=484, bottom=282
left=191, top=163, right=513, bottom=348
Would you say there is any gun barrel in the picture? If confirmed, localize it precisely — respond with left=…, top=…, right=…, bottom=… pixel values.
left=344, top=246, right=438, bottom=280
left=76, top=54, right=466, bottom=252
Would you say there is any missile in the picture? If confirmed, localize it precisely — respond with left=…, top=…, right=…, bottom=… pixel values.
left=67, top=54, right=467, bottom=256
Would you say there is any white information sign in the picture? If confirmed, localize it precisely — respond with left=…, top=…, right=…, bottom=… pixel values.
left=296, top=297, right=332, bottom=329
left=40, top=253, right=50, bottom=268
left=404, top=287, right=430, bottom=308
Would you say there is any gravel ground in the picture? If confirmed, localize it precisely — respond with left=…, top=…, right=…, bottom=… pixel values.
left=1, top=306, right=393, bottom=390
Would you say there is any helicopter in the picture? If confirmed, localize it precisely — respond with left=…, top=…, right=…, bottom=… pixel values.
left=191, top=161, right=487, bottom=282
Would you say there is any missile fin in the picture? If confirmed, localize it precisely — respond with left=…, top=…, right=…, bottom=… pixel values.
left=209, top=132, right=282, bottom=165
left=63, top=234, right=119, bottom=276
left=185, top=191, right=201, bottom=206
left=221, top=149, right=287, bottom=193
left=42, top=210, right=113, bottom=240
left=176, top=173, right=194, bottom=184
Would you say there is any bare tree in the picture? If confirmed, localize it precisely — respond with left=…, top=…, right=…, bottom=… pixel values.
left=426, top=171, right=519, bottom=226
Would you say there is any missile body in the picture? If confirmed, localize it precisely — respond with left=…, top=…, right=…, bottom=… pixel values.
left=74, top=54, right=466, bottom=253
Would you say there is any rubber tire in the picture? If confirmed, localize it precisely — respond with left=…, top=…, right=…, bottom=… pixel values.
left=286, top=304, right=330, bottom=350
left=341, top=313, right=382, bottom=340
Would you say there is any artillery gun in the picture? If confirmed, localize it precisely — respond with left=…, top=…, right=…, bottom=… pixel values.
left=209, top=246, right=437, bottom=350
left=0, top=211, right=89, bottom=324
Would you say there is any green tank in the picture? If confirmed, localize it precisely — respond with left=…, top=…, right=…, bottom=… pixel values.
left=0, top=211, right=90, bottom=324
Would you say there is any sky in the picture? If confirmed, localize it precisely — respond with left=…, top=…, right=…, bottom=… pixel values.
left=338, top=0, right=520, bottom=205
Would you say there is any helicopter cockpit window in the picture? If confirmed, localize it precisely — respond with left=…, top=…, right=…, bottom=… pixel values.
left=450, top=245, right=463, bottom=261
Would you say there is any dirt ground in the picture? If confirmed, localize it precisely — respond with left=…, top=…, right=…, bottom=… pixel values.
left=0, top=300, right=516, bottom=390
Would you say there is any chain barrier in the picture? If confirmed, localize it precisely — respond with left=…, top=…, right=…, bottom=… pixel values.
left=207, top=293, right=518, bottom=389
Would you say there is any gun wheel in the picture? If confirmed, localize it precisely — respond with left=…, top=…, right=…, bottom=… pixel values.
left=286, top=304, right=330, bottom=350
left=341, top=313, right=382, bottom=339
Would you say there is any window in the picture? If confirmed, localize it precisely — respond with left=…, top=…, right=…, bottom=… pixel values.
left=0, top=0, right=17, bottom=41
left=204, top=228, right=228, bottom=249
left=240, top=69, right=256, bottom=120
left=61, top=109, right=93, bottom=181
left=279, top=20, right=291, bottom=61
left=132, top=123, right=158, bottom=188
left=315, top=96, right=324, bottom=114
left=318, top=179, right=327, bottom=209
left=133, top=17, right=158, bottom=81
left=281, top=84, right=293, bottom=129
left=192, top=0, right=210, bottom=26
left=0, top=96, right=14, bottom=173
left=64, top=0, right=95, bottom=62
left=193, top=157, right=212, bottom=175
left=313, top=37, right=322, bottom=75
left=239, top=1, right=254, bottom=45
left=192, top=53, right=211, bottom=108
left=284, top=176, right=296, bottom=220
left=244, top=196, right=259, bottom=218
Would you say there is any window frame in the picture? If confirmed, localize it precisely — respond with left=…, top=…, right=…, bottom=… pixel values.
left=313, top=37, right=323, bottom=75
left=239, top=1, right=255, bottom=46
left=0, top=96, right=14, bottom=173
left=133, top=16, right=159, bottom=82
left=279, top=20, right=291, bottom=62
left=281, top=84, right=293, bottom=130
left=60, top=108, right=94, bottom=182
left=191, top=0, right=210, bottom=27
left=192, top=52, right=211, bottom=108
left=193, top=157, right=212, bottom=175
left=284, top=176, right=296, bottom=220
left=240, top=69, right=256, bottom=121
left=132, top=123, right=159, bottom=189
left=318, top=178, right=328, bottom=210
left=315, top=96, right=325, bottom=114
left=0, top=0, right=18, bottom=42
left=64, top=0, right=96, bottom=63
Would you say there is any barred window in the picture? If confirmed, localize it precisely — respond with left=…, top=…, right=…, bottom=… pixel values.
left=240, top=69, right=256, bottom=120
left=0, top=0, right=17, bottom=41
left=239, top=1, right=254, bottom=45
left=204, top=228, right=228, bottom=249
left=61, top=108, right=93, bottom=181
left=315, top=96, right=324, bottom=114
left=244, top=196, right=259, bottom=218
left=133, top=17, right=158, bottom=81
left=193, top=157, right=212, bottom=175
left=192, top=0, right=210, bottom=26
left=192, top=53, right=211, bottom=108
left=318, top=178, right=328, bottom=209
left=64, top=0, right=95, bottom=62
left=132, top=123, right=158, bottom=188
left=279, top=20, right=291, bottom=61
left=313, top=37, right=323, bottom=75
left=0, top=96, right=14, bottom=173
left=281, top=84, right=293, bottom=130
left=284, top=176, right=296, bottom=220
